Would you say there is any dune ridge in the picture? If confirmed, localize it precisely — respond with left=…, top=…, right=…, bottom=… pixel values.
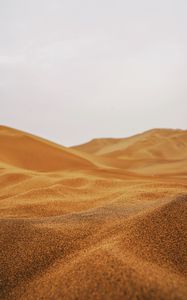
left=0, top=126, right=94, bottom=171
left=0, top=126, right=187, bottom=299
left=73, top=128, right=187, bottom=176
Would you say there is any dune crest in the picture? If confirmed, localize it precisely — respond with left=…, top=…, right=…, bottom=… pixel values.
left=0, top=126, right=94, bottom=171
left=73, top=128, right=187, bottom=176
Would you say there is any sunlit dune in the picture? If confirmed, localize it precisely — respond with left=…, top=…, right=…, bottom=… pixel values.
left=0, top=126, right=187, bottom=299
left=73, top=128, right=187, bottom=176
left=0, top=126, right=94, bottom=171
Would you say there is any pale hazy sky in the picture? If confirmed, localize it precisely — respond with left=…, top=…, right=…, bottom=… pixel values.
left=0, top=0, right=187, bottom=146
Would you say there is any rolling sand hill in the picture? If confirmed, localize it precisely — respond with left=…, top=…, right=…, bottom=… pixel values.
left=0, top=126, right=187, bottom=300
left=0, top=126, right=94, bottom=171
left=73, top=129, right=187, bottom=176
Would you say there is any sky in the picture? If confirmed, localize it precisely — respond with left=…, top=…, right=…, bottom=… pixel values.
left=0, top=0, right=187, bottom=146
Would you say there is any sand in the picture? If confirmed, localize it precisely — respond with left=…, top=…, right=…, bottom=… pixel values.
left=0, top=126, right=187, bottom=299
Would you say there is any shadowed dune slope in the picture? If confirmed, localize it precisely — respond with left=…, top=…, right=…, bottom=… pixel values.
left=0, top=126, right=94, bottom=171
left=119, top=194, right=187, bottom=275
left=1, top=195, right=186, bottom=300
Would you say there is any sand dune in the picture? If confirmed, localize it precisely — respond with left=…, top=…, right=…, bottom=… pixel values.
left=0, top=126, right=94, bottom=171
left=0, top=126, right=187, bottom=299
left=73, top=129, right=187, bottom=176
left=73, top=129, right=187, bottom=158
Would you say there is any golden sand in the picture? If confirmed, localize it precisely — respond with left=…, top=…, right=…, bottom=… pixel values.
left=0, top=126, right=187, bottom=299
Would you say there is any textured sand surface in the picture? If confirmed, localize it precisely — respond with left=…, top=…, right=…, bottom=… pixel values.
left=0, top=126, right=187, bottom=300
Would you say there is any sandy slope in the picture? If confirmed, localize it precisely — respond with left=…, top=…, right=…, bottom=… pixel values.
left=73, top=129, right=187, bottom=176
left=0, top=126, right=94, bottom=171
left=0, top=126, right=187, bottom=300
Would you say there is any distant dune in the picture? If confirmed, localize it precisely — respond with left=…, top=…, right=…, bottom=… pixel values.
left=73, top=129, right=187, bottom=157
left=0, top=126, right=95, bottom=171
left=0, top=126, right=187, bottom=299
left=73, top=128, right=187, bottom=176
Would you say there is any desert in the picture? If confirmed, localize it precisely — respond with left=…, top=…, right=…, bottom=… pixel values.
left=0, top=125, right=187, bottom=299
